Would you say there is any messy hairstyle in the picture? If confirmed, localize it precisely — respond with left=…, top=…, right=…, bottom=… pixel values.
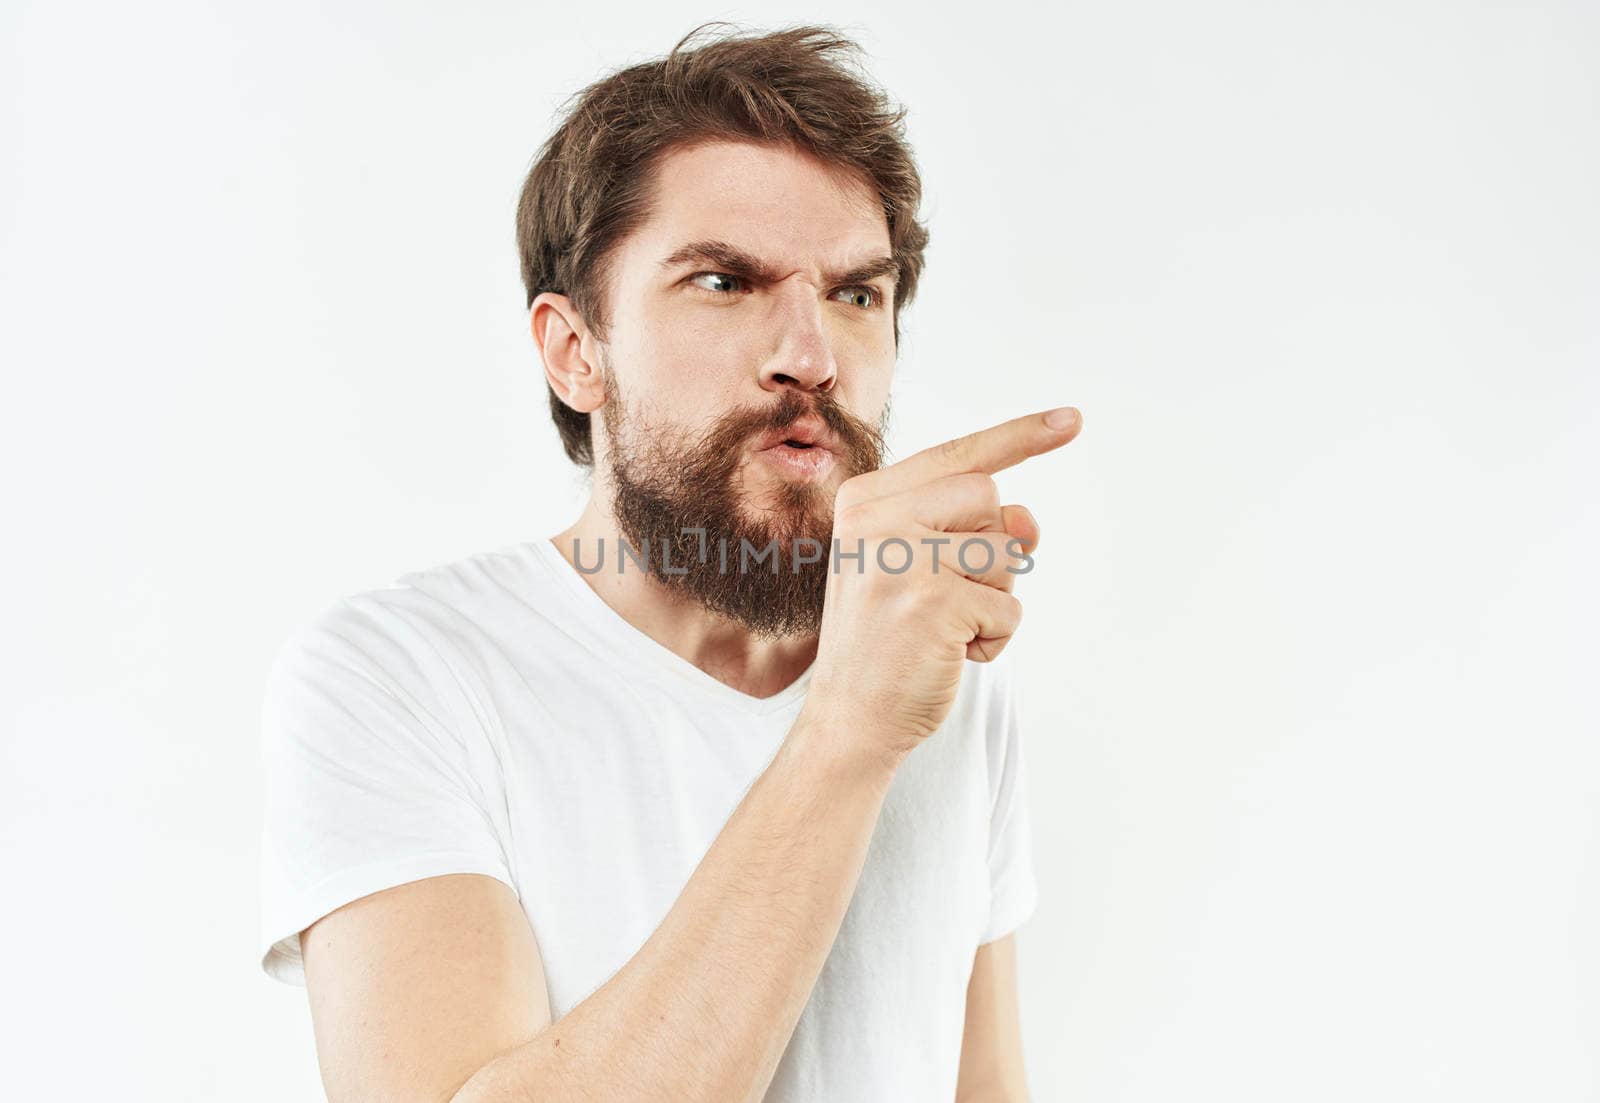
left=515, top=22, right=931, bottom=466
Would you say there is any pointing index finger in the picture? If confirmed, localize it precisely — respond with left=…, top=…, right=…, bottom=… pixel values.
left=859, top=407, right=1082, bottom=499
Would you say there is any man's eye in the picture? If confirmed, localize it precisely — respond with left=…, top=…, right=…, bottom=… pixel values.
left=690, top=272, right=746, bottom=294
left=831, top=285, right=881, bottom=310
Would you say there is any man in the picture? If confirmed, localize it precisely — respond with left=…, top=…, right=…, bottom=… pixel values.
left=258, top=23, right=1082, bottom=1103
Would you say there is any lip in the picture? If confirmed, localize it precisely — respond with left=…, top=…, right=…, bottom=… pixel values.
left=751, top=416, right=837, bottom=454
left=753, top=439, right=836, bottom=480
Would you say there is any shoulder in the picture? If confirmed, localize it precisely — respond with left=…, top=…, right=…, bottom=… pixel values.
left=262, top=540, right=560, bottom=738
left=269, top=540, right=554, bottom=678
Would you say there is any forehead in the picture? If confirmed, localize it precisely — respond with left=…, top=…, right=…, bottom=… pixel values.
left=626, top=139, right=890, bottom=270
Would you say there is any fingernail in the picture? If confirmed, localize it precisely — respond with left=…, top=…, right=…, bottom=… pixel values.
left=1044, top=406, right=1078, bottom=430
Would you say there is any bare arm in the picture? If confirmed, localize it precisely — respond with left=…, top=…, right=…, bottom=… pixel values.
left=454, top=720, right=894, bottom=1102
left=954, top=934, right=1031, bottom=1102
left=300, top=873, right=551, bottom=1102
left=302, top=717, right=897, bottom=1103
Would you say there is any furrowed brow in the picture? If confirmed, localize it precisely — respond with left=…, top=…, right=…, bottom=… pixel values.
left=830, top=255, right=899, bottom=289
left=659, top=239, right=899, bottom=289
left=658, top=240, right=784, bottom=283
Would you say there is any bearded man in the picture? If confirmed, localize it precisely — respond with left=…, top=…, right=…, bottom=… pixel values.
left=258, top=23, right=1081, bottom=1103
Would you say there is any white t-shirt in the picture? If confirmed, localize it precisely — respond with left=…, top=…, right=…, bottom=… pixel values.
left=259, top=536, right=1038, bottom=1101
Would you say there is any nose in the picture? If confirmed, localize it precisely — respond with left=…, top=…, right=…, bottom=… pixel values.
left=758, top=281, right=838, bottom=395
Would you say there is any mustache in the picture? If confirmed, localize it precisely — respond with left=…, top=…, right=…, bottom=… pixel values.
left=704, top=389, right=886, bottom=468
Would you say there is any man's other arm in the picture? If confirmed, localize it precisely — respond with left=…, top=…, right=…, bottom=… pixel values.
left=955, top=933, right=1032, bottom=1102
left=299, top=873, right=550, bottom=1103
left=300, top=720, right=896, bottom=1103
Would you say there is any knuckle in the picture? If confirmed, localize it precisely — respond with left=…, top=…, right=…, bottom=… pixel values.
left=834, top=476, right=864, bottom=511
left=834, top=499, right=871, bottom=533
left=946, top=472, right=998, bottom=513
left=953, top=534, right=999, bottom=575
left=964, top=472, right=1000, bottom=507
left=1006, top=592, right=1025, bottom=625
left=936, top=433, right=975, bottom=465
left=976, top=637, right=1010, bottom=663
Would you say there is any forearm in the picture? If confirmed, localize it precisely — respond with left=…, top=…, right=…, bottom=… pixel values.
left=452, top=716, right=897, bottom=1103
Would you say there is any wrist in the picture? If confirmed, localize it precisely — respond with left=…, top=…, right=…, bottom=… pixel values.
left=783, top=702, right=903, bottom=792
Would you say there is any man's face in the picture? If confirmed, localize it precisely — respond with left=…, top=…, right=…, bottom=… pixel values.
left=589, top=139, right=899, bottom=637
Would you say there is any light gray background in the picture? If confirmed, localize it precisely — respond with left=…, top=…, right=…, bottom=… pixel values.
left=3, top=2, right=1595, bottom=1099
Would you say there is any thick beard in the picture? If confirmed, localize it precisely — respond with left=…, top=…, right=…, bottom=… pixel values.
left=600, top=372, right=888, bottom=639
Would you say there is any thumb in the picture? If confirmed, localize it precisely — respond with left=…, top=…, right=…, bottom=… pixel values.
left=1000, top=504, right=1040, bottom=555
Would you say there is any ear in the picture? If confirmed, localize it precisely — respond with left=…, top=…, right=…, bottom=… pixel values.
left=531, top=292, right=606, bottom=414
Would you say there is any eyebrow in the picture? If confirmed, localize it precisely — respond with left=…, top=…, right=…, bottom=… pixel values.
left=657, top=239, right=900, bottom=289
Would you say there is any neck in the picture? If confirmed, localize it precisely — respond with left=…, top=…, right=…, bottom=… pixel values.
left=550, top=498, right=820, bottom=700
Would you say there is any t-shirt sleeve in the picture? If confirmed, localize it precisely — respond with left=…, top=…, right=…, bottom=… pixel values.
left=257, top=593, right=518, bottom=987
left=979, top=652, right=1039, bottom=945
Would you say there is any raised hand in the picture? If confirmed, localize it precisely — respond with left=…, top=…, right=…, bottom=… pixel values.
left=797, top=406, right=1083, bottom=771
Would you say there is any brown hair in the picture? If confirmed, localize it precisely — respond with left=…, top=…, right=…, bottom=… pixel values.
left=515, top=22, right=931, bottom=466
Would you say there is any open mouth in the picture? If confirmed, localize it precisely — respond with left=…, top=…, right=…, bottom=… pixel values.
left=754, top=431, right=835, bottom=480
left=752, top=419, right=834, bottom=458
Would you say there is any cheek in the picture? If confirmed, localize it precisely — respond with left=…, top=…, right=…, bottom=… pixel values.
left=613, top=307, right=751, bottom=407
left=833, top=325, right=896, bottom=409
